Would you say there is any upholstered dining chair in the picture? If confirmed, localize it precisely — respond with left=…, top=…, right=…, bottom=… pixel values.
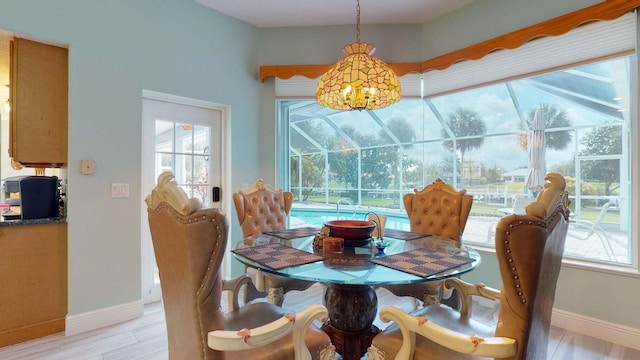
left=381, top=178, right=473, bottom=306
left=146, top=171, right=335, bottom=360
left=367, top=172, right=571, bottom=360
left=233, top=179, right=316, bottom=306
left=403, top=178, right=473, bottom=243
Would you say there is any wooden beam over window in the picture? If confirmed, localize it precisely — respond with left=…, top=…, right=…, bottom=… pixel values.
left=259, top=0, right=640, bottom=82
left=259, top=63, right=422, bottom=81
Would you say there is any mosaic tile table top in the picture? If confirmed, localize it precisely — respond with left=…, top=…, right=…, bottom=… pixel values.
left=371, top=247, right=474, bottom=277
left=232, top=243, right=324, bottom=270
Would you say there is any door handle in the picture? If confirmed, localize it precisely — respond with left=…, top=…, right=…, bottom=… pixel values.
left=212, top=187, right=221, bottom=202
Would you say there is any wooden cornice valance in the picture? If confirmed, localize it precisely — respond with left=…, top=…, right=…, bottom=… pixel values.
left=259, top=0, right=640, bottom=82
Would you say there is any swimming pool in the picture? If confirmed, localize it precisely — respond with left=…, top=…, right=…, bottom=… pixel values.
left=289, top=208, right=411, bottom=231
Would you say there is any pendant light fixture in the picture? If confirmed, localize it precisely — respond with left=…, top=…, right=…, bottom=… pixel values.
left=316, top=0, right=402, bottom=111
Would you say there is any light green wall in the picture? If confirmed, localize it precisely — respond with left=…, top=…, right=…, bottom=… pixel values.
left=256, top=0, right=640, bottom=330
left=1, top=0, right=638, bottom=332
left=418, top=0, right=602, bottom=60
left=0, top=0, right=260, bottom=315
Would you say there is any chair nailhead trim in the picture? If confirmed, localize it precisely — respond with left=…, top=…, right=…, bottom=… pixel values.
left=497, top=194, right=570, bottom=305
left=148, top=203, right=224, bottom=298
left=503, top=218, right=549, bottom=304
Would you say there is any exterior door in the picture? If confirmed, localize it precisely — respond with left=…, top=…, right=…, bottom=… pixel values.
left=141, top=92, right=226, bottom=303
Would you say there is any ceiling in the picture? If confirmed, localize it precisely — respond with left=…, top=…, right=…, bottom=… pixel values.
left=195, top=0, right=474, bottom=28
left=0, top=1, right=475, bottom=102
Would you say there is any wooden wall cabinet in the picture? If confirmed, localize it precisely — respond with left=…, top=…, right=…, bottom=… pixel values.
left=9, top=37, right=68, bottom=168
left=0, top=222, right=68, bottom=347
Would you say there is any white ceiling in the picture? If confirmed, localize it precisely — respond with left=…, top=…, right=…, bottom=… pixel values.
left=0, top=1, right=476, bottom=102
left=195, top=0, right=474, bottom=28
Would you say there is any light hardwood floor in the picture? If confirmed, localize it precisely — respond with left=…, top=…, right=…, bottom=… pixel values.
left=1, top=283, right=639, bottom=360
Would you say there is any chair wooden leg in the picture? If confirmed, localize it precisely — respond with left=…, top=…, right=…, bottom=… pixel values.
left=440, top=288, right=461, bottom=310
left=268, top=287, right=285, bottom=306
left=243, top=282, right=267, bottom=305
left=422, top=293, right=439, bottom=306
left=410, top=297, right=420, bottom=310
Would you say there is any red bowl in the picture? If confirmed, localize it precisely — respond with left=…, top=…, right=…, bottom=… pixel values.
left=324, top=220, right=376, bottom=246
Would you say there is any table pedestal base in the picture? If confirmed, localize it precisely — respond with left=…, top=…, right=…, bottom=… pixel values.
left=321, top=323, right=380, bottom=360
left=323, top=284, right=379, bottom=360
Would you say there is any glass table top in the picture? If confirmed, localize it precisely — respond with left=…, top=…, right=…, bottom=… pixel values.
left=233, top=232, right=481, bottom=286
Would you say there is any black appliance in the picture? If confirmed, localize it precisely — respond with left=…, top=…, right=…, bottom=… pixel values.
left=2, top=175, right=59, bottom=220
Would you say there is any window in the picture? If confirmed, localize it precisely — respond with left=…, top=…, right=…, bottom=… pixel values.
left=277, top=14, right=636, bottom=266
left=154, top=121, right=211, bottom=204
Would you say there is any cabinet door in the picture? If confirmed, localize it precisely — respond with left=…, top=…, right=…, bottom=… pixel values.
left=10, top=38, right=68, bottom=167
left=0, top=222, right=67, bottom=347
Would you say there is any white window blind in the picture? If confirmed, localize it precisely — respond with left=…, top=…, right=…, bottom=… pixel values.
left=275, top=12, right=636, bottom=100
left=423, top=12, right=636, bottom=98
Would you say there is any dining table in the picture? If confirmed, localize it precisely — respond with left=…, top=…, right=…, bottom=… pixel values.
left=232, top=227, right=481, bottom=360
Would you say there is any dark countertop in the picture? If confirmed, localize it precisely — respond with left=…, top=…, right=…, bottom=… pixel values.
left=0, top=217, right=67, bottom=227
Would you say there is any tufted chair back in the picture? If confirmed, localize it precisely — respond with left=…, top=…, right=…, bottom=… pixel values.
left=233, top=179, right=294, bottom=237
left=382, top=178, right=472, bottom=304
left=232, top=179, right=313, bottom=306
left=403, top=178, right=473, bottom=243
left=146, top=172, right=227, bottom=359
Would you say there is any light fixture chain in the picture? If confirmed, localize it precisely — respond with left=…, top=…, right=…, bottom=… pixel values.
left=356, top=0, right=361, bottom=43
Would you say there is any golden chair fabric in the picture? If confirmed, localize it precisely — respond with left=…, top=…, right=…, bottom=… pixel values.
left=233, top=179, right=315, bottom=306
left=403, top=178, right=473, bottom=243
left=146, top=172, right=334, bottom=360
left=233, top=178, right=294, bottom=238
left=368, top=173, right=571, bottom=360
left=382, top=178, right=473, bottom=304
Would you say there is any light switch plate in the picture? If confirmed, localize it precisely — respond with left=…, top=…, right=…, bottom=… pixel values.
left=81, top=159, right=95, bottom=175
left=111, top=183, right=129, bottom=198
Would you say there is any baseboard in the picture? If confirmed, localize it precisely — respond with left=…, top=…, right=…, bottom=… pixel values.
left=65, top=300, right=144, bottom=336
left=0, top=318, right=65, bottom=347
left=552, top=308, right=640, bottom=351
left=475, top=297, right=640, bottom=351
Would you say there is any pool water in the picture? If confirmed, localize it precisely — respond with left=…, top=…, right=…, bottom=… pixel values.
left=290, top=208, right=411, bottom=231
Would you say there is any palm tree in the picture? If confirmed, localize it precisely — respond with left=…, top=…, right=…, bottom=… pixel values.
left=441, top=107, right=487, bottom=186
